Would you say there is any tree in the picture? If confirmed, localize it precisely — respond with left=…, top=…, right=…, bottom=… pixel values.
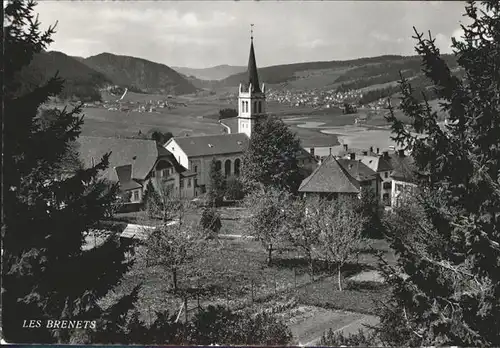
left=225, top=175, right=245, bottom=200
left=242, top=116, right=304, bottom=194
left=143, top=220, right=203, bottom=293
left=149, top=129, right=173, bottom=145
left=208, top=158, right=226, bottom=207
left=199, top=206, right=222, bottom=238
left=316, top=197, right=366, bottom=291
left=188, top=305, right=292, bottom=345
left=282, top=197, right=321, bottom=279
left=218, top=108, right=237, bottom=120
left=378, top=2, right=500, bottom=345
left=356, top=187, right=385, bottom=239
left=2, top=0, right=135, bottom=343
left=245, top=188, right=291, bottom=266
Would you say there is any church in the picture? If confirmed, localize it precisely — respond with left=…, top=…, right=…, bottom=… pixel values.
left=164, top=33, right=316, bottom=198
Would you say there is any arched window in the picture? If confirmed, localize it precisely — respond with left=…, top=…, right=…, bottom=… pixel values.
left=253, top=101, right=257, bottom=112
left=258, top=101, right=262, bottom=113
left=234, top=158, right=241, bottom=176
left=244, top=101, right=248, bottom=113
left=224, top=159, right=231, bottom=177
left=215, top=160, right=222, bottom=172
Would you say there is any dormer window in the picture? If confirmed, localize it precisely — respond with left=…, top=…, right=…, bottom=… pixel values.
left=237, top=141, right=242, bottom=145
left=208, top=144, right=214, bottom=148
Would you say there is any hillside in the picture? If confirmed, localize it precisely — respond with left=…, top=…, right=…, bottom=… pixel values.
left=18, top=50, right=111, bottom=101
left=172, top=64, right=246, bottom=81
left=217, top=53, right=460, bottom=105
left=83, top=53, right=198, bottom=95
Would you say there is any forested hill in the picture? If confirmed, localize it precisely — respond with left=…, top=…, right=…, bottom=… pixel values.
left=83, top=53, right=198, bottom=95
left=217, top=54, right=461, bottom=103
left=18, top=50, right=111, bottom=101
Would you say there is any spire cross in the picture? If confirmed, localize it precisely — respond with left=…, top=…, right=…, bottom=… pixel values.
left=251, top=23, right=254, bottom=41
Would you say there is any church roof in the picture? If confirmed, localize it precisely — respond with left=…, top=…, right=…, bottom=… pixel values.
left=247, top=39, right=261, bottom=93
left=299, top=155, right=360, bottom=193
left=171, top=133, right=249, bottom=157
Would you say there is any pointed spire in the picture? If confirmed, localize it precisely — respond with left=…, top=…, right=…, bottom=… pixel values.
left=247, top=24, right=261, bottom=93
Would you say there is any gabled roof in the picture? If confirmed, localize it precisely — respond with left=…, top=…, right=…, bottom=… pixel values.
left=299, top=155, right=360, bottom=193
left=170, top=133, right=249, bottom=157
left=76, top=136, right=159, bottom=182
left=359, top=155, right=393, bottom=173
left=337, top=159, right=378, bottom=182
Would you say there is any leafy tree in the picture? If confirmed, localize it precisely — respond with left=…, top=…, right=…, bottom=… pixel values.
left=188, top=305, right=292, bottom=345
left=208, top=158, right=226, bottom=207
left=199, top=206, right=222, bottom=238
left=378, top=2, right=500, bottom=345
left=343, top=102, right=357, bottom=114
left=245, top=188, right=291, bottom=266
left=356, top=187, right=385, bottom=239
left=225, top=175, right=245, bottom=200
left=2, top=0, right=135, bottom=343
left=242, top=116, right=303, bottom=194
left=219, top=108, right=238, bottom=120
left=282, top=197, right=321, bottom=279
left=149, top=129, right=173, bottom=145
left=316, top=197, right=367, bottom=291
left=141, top=196, right=203, bottom=292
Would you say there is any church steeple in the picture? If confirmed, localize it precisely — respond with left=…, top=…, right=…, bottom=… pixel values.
left=237, top=24, right=266, bottom=139
left=247, top=31, right=261, bottom=93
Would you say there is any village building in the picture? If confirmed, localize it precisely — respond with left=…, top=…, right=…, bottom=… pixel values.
left=357, top=151, right=393, bottom=205
left=298, top=154, right=377, bottom=200
left=76, top=136, right=196, bottom=204
left=386, top=150, right=418, bottom=208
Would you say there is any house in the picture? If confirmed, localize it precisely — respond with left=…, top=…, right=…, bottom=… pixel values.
left=387, top=150, right=418, bottom=208
left=358, top=151, right=393, bottom=205
left=165, top=34, right=317, bottom=199
left=298, top=154, right=363, bottom=200
left=337, top=155, right=380, bottom=197
left=76, top=136, right=196, bottom=204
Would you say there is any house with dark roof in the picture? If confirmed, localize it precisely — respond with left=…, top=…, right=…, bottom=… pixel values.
left=76, top=136, right=196, bottom=203
left=165, top=34, right=317, bottom=198
left=337, top=157, right=380, bottom=196
left=299, top=155, right=368, bottom=200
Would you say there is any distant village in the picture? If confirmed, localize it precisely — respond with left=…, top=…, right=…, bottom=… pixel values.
left=83, top=86, right=188, bottom=113
left=223, top=87, right=390, bottom=111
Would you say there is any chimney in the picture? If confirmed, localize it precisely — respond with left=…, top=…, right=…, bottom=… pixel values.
left=383, top=151, right=389, bottom=159
left=398, top=149, right=405, bottom=157
left=343, top=144, right=348, bottom=151
left=369, top=146, right=373, bottom=153
left=376, top=147, right=380, bottom=154
left=329, top=148, right=332, bottom=155
left=350, top=153, right=356, bottom=160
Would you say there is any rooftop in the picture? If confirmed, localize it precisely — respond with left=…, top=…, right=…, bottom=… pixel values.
left=337, top=158, right=378, bottom=182
left=299, top=155, right=360, bottom=193
left=169, top=133, right=249, bottom=157
left=76, top=136, right=161, bottom=182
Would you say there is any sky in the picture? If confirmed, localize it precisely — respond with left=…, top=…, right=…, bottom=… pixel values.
left=34, top=1, right=469, bottom=69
